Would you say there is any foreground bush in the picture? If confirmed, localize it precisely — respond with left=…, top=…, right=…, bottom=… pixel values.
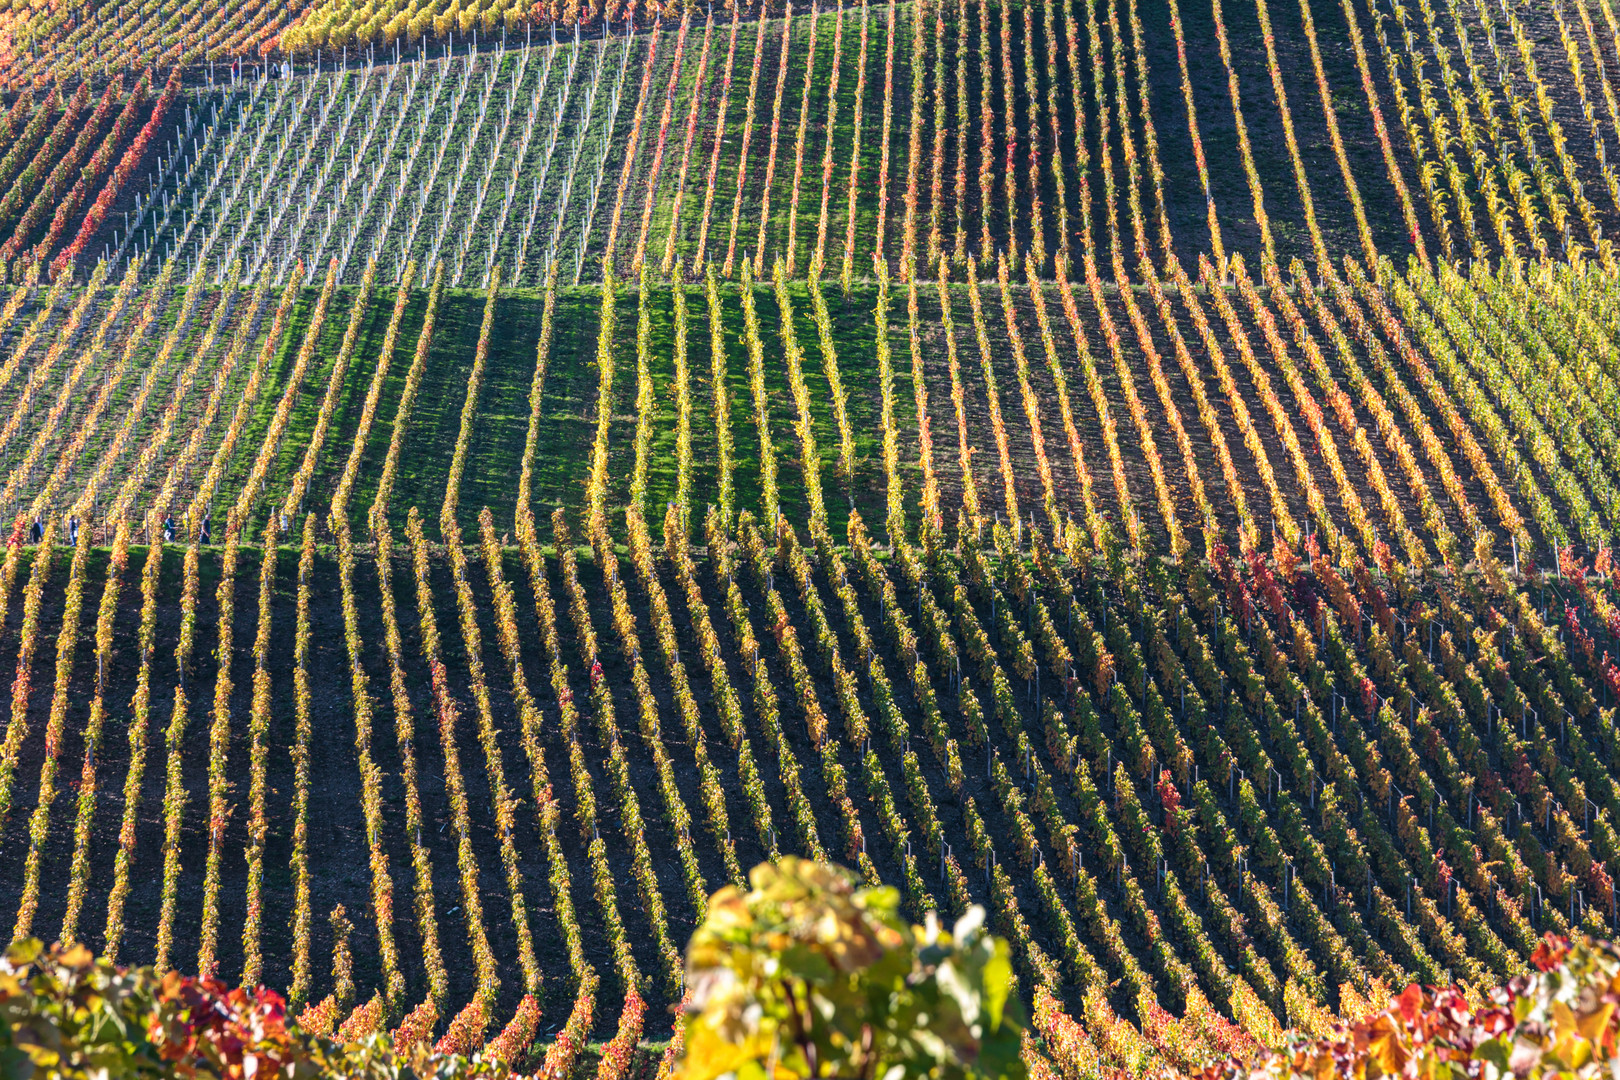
left=0, top=939, right=512, bottom=1080
left=1190, top=935, right=1620, bottom=1080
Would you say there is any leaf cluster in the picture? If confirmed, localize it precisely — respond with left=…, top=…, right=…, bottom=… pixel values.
left=0, top=939, right=511, bottom=1080
left=680, top=858, right=1025, bottom=1080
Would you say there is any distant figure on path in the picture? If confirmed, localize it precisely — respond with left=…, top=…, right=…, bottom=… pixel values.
left=68, top=516, right=78, bottom=546
left=163, top=514, right=175, bottom=543
left=200, top=516, right=211, bottom=545
left=30, top=517, right=42, bottom=544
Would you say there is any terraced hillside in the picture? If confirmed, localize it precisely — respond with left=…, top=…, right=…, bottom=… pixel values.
left=1, top=0, right=1620, bottom=1071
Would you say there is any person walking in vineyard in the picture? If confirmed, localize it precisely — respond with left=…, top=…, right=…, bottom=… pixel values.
left=29, top=517, right=42, bottom=544
left=163, top=514, right=174, bottom=543
left=199, top=516, right=210, bottom=546
left=68, top=516, right=78, bottom=546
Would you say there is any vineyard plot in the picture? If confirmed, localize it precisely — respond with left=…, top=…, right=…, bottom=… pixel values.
left=3, top=497, right=1620, bottom=1048
left=8, top=266, right=1618, bottom=570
